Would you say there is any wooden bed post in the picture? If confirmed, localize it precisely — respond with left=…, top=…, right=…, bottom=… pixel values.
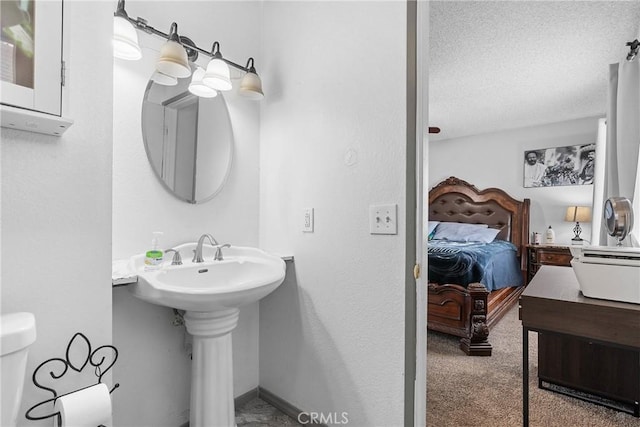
left=460, top=283, right=492, bottom=356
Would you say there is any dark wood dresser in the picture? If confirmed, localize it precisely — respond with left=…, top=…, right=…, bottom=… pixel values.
left=526, top=244, right=572, bottom=283
left=520, top=266, right=640, bottom=424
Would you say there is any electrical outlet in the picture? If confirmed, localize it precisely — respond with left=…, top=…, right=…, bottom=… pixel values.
left=303, top=208, right=314, bottom=232
left=369, top=204, right=397, bottom=235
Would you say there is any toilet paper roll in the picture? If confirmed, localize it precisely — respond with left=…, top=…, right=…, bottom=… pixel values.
left=54, top=383, right=112, bottom=427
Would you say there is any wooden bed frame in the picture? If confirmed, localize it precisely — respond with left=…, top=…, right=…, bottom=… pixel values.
left=427, top=177, right=530, bottom=356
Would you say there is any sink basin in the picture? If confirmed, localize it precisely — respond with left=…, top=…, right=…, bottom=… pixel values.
left=129, top=242, right=286, bottom=426
left=129, top=243, right=286, bottom=311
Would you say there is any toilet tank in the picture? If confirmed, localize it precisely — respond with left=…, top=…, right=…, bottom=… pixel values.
left=1, top=312, right=37, bottom=427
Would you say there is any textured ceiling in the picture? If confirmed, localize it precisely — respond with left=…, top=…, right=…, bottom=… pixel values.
left=429, top=1, right=640, bottom=141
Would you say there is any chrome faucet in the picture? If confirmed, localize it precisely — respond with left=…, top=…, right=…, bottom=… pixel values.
left=214, top=244, right=231, bottom=261
left=193, top=234, right=219, bottom=263
left=164, top=248, right=183, bottom=265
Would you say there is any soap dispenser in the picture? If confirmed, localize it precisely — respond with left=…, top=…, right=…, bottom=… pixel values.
left=144, top=231, right=164, bottom=271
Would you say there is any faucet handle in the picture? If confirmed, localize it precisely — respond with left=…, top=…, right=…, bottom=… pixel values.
left=165, top=248, right=183, bottom=265
left=214, top=244, right=231, bottom=261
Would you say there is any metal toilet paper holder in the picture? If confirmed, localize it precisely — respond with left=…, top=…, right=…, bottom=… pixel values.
left=25, top=332, right=119, bottom=426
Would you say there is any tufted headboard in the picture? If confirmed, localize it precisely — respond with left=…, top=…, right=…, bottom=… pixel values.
left=429, top=177, right=530, bottom=263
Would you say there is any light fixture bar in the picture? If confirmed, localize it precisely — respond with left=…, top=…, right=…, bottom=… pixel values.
left=115, top=0, right=252, bottom=74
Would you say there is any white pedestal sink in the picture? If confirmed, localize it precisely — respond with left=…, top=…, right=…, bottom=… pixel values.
left=129, top=244, right=286, bottom=427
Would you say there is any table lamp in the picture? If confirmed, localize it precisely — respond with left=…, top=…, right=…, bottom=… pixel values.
left=564, top=206, right=591, bottom=244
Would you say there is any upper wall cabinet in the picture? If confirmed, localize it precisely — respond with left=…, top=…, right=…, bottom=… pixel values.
left=0, top=0, right=73, bottom=136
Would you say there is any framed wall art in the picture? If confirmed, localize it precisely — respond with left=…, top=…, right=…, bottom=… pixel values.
left=523, top=143, right=595, bottom=188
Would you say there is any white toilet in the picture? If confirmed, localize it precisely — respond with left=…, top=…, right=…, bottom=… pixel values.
left=1, top=312, right=37, bottom=427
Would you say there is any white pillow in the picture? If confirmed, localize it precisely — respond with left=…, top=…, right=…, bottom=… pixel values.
left=432, top=222, right=499, bottom=243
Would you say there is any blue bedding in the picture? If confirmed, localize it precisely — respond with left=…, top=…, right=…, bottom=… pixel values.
left=427, top=240, right=523, bottom=291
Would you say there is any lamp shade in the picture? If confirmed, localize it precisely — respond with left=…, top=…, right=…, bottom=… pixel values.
left=113, top=15, right=141, bottom=60
left=203, top=58, right=232, bottom=91
left=565, top=206, right=592, bottom=223
left=189, top=67, right=218, bottom=98
left=151, top=71, right=177, bottom=86
left=239, top=71, right=264, bottom=100
left=157, top=40, right=191, bottom=78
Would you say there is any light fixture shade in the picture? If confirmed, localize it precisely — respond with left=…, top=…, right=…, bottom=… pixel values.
left=151, top=71, right=178, bottom=86
left=189, top=67, right=218, bottom=98
left=113, top=15, right=141, bottom=60
left=565, top=206, right=592, bottom=223
left=203, top=58, right=232, bottom=91
left=157, top=40, right=191, bottom=78
left=239, top=71, right=264, bottom=100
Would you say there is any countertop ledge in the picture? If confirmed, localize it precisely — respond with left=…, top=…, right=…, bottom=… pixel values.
left=112, top=255, right=294, bottom=287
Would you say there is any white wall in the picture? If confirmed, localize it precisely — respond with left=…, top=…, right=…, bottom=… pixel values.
left=259, top=2, right=408, bottom=425
left=429, top=117, right=599, bottom=244
left=1, top=3, right=113, bottom=426
left=111, top=1, right=262, bottom=426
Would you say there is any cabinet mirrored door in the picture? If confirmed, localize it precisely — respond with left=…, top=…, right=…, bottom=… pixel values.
left=1, top=0, right=63, bottom=116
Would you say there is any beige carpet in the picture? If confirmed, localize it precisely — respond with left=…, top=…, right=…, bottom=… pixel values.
left=426, top=304, right=638, bottom=427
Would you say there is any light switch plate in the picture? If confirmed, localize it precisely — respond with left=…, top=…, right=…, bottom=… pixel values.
left=369, top=204, right=397, bottom=235
left=303, top=208, right=314, bottom=232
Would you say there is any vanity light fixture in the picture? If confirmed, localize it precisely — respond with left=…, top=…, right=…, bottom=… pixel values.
left=156, top=23, right=191, bottom=79
left=239, top=58, right=264, bottom=100
left=203, top=42, right=232, bottom=91
left=112, top=0, right=142, bottom=60
left=626, top=39, right=639, bottom=61
left=189, top=67, right=218, bottom=98
left=112, top=0, right=264, bottom=100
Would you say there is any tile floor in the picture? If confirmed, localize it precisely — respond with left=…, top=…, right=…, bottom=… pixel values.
left=235, top=397, right=300, bottom=426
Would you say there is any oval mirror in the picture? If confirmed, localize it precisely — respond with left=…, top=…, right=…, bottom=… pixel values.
left=141, top=74, right=233, bottom=204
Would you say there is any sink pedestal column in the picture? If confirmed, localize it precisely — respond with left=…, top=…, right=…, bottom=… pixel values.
left=184, top=308, right=240, bottom=427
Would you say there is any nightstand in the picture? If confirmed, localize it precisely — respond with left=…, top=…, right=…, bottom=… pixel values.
left=526, top=244, right=572, bottom=283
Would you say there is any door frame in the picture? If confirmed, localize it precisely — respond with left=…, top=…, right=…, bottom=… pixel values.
left=404, top=0, right=428, bottom=426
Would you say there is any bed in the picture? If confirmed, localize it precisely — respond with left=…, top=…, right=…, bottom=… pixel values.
left=427, top=176, right=530, bottom=356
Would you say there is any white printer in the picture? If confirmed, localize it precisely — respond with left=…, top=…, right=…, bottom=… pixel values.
left=570, top=245, right=640, bottom=304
